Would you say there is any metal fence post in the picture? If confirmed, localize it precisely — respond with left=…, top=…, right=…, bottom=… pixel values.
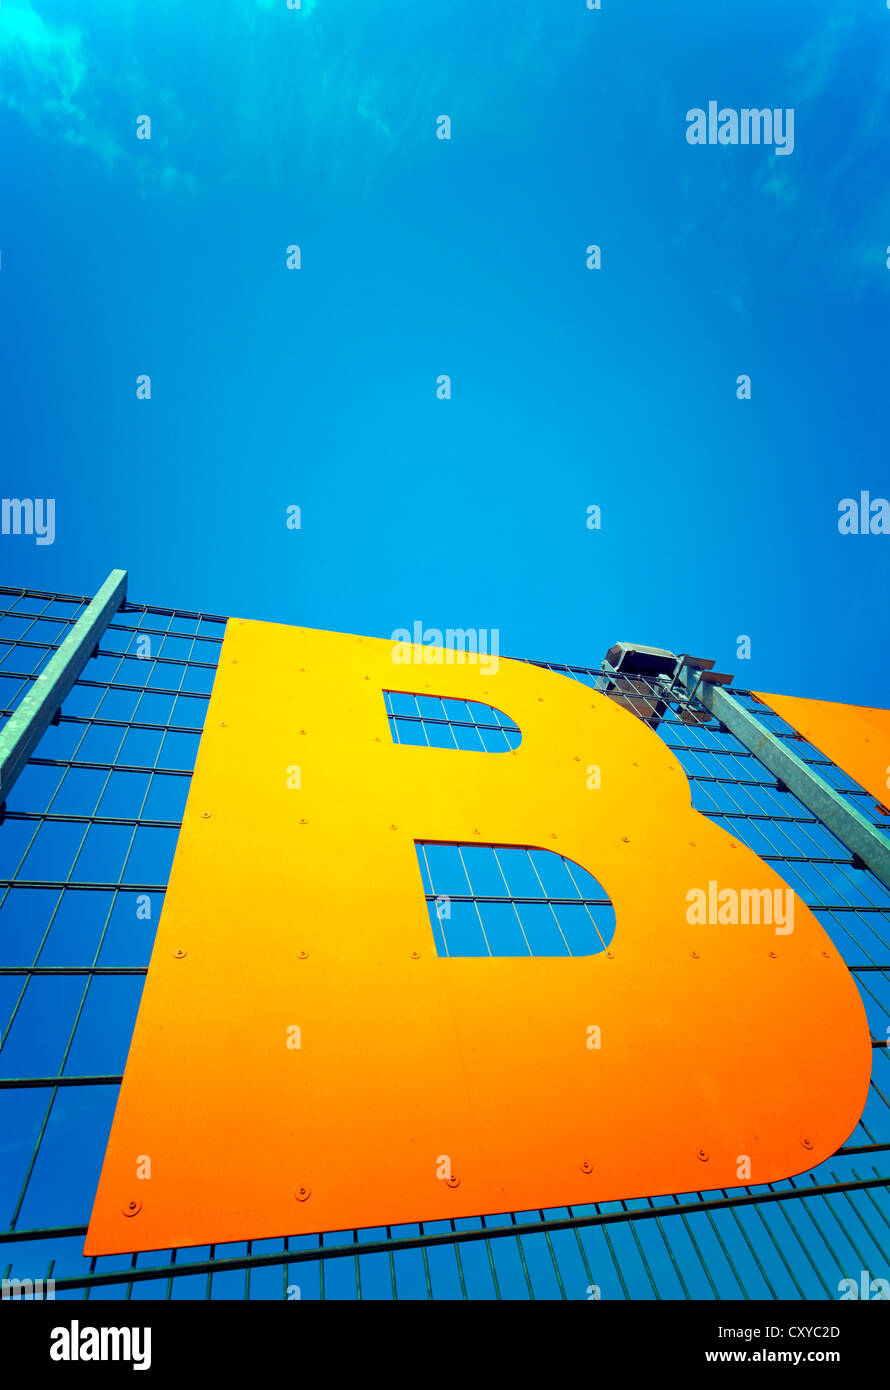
left=679, top=664, right=890, bottom=892
left=0, top=569, right=127, bottom=802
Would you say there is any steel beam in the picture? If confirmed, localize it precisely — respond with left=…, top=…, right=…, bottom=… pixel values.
left=679, top=666, right=890, bottom=891
left=0, top=568, right=127, bottom=801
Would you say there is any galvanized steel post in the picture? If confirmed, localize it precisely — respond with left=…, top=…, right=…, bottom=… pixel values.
left=0, top=568, right=128, bottom=801
left=679, top=663, right=890, bottom=892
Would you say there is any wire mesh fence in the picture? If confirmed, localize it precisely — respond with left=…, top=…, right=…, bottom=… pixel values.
left=0, top=585, right=887, bottom=1299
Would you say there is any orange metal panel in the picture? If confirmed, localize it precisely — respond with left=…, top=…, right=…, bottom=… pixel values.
left=754, top=689, right=890, bottom=812
left=85, top=624, right=872, bottom=1255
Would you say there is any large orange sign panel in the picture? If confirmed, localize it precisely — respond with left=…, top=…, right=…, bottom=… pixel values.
left=754, top=689, right=890, bottom=812
left=85, top=623, right=872, bottom=1255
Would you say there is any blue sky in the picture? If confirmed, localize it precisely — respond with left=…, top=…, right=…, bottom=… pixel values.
left=2, top=0, right=889, bottom=702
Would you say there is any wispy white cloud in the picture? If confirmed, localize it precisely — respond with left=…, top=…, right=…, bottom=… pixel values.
left=756, top=158, right=798, bottom=209
left=0, top=1, right=193, bottom=193
left=787, top=12, right=856, bottom=106
left=749, top=11, right=890, bottom=295
left=0, top=2, right=122, bottom=164
left=235, top=0, right=584, bottom=193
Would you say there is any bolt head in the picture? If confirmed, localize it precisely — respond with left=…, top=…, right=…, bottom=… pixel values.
left=295, top=1184, right=311, bottom=1202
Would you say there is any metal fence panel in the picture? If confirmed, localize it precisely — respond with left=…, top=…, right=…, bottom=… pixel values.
left=1, top=585, right=887, bottom=1299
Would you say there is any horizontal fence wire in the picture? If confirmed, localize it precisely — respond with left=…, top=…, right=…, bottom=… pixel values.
left=0, top=588, right=888, bottom=1299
